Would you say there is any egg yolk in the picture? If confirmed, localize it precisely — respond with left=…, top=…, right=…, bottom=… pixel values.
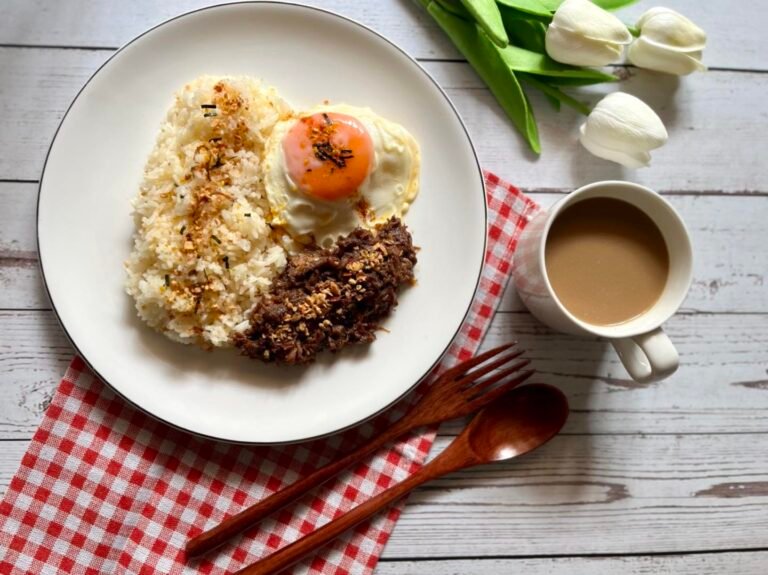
left=282, top=112, right=373, bottom=202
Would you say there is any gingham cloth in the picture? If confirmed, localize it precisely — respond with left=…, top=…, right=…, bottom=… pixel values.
left=0, top=172, right=538, bottom=575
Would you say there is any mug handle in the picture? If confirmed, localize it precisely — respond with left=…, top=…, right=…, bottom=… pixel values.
left=611, top=328, right=679, bottom=383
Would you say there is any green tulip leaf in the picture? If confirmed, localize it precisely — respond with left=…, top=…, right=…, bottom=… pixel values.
left=499, top=44, right=618, bottom=82
left=533, top=0, right=562, bottom=9
left=428, top=0, right=540, bottom=152
left=495, top=0, right=553, bottom=18
left=592, top=0, right=640, bottom=9
left=502, top=16, right=547, bottom=52
left=532, top=0, right=640, bottom=10
left=459, top=0, right=509, bottom=47
left=434, top=0, right=472, bottom=18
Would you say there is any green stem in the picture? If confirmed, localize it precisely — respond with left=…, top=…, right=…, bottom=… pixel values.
left=435, top=0, right=472, bottom=19
left=520, top=74, right=591, bottom=116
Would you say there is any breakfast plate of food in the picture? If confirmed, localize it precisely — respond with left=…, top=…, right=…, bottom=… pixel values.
left=37, top=2, right=486, bottom=443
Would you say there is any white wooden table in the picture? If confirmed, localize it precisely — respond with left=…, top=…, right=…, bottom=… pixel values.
left=1, top=1, right=767, bottom=573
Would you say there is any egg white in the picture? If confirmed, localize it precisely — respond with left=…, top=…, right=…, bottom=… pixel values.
left=263, top=104, right=420, bottom=247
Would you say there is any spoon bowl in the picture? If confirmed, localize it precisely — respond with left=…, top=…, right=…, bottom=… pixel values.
left=467, top=383, right=569, bottom=463
left=236, top=383, right=569, bottom=575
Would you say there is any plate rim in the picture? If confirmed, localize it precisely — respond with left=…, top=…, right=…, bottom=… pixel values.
left=36, top=0, right=488, bottom=445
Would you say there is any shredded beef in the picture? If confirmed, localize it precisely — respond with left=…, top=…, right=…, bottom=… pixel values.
left=234, top=218, right=417, bottom=364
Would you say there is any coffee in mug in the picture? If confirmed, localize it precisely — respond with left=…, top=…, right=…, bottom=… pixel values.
left=545, top=197, right=669, bottom=326
left=512, top=181, right=693, bottom=383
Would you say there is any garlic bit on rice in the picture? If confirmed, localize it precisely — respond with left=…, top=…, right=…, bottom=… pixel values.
left=125, top=76, right=293, bottom=348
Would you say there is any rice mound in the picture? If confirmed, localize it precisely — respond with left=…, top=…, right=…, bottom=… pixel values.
left=125, top=75, right=292, bottom=347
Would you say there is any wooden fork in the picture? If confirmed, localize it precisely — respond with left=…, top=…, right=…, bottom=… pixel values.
left=185, top=343, right=533, bottom=557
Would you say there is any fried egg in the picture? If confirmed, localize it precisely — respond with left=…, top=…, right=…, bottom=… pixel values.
left=263, top=104, right=420, bottom=246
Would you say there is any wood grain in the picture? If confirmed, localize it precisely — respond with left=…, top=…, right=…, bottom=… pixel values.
left=0, top=310, right=766, bottom=439
left=0, top=440, right=27, bottom=490
left=1, top=48, right=767, bottom=191
left=0, top=312, right=72, bottom=438
left=0, top=0, right=762, bottom=71
left=0, top=47, right=109, bottom=182
left=375, top=552, right=768, bottom=574
left=0, top=264, right=46, bottom=310
left=0, top=183, right=36, bottom=256
left=0, top=182, right=48, bottom=309
left=379, top=432, right=768, bottom=557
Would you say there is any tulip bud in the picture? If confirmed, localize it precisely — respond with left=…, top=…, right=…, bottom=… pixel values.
left=545, top=0, right=632, bottom=67
left=579, top=93, right=667, bottom=168
left=628, top=7, right=707, bottom=75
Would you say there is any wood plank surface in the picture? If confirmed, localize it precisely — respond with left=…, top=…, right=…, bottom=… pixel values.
left=376, top=552, right=768, bottom=574
left=0, top=182, right=48, bottom=309
left=0, top=0, right=762, bottom=71
left=0, top=311, right=71, bottom=438
left=0, top=441, right=27, bottom=490
left=0, top=47, right=109, bottom=183
left=380, top=433, right=768, bottom=557
left=0, top=310, right=766, bottom=439
left=1, top=49, right=767, bottom=191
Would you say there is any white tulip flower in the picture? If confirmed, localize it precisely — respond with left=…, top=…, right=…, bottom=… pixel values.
left=579, top=93, right=668, bottom=168
left=545, top=0, right=632, bottom=67
left=628, top=7, right=707, bottom=75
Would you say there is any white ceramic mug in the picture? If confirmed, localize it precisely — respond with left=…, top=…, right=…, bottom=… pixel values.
left=513, top=181, right=693, bottom=382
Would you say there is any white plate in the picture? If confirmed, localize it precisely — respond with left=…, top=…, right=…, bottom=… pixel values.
left=37, top=2, right=486, bottom=443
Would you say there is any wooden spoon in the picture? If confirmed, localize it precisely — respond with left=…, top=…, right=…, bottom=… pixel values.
left=187, top=343, right=532, bottom=558
left=232, top=383, right=569, bottom=575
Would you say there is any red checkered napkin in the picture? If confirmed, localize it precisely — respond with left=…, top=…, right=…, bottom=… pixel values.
left=0, top=172, right=538, bottom=575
